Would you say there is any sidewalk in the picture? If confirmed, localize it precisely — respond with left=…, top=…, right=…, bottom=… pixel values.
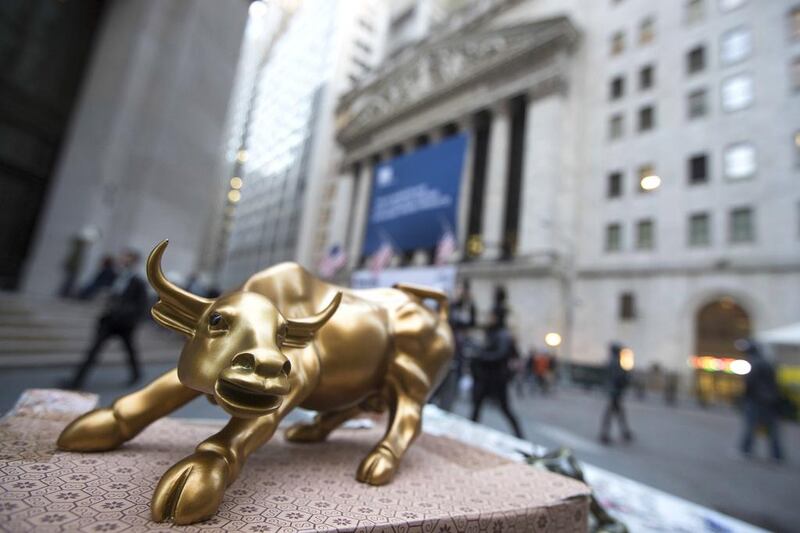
left=1, top=364, right=797, bottom=531
left=453, top=385, right=800, bottom=532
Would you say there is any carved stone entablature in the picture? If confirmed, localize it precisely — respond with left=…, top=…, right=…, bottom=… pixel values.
left=337, top=16, right=579, bottom=147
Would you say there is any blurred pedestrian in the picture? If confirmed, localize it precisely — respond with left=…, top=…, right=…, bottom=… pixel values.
left=599, top=342, right=633, bottom=444
left=65, top=249, right=147, bottom=389
left=533, top=350, right=551, bottom=395
left=432, top=279, right=475, bottom=410
left=59, top=236, right=88, bottom=298
left=77, top=255, right=117, bottom=300
left=470, top=307, right=524, bottom=439
left=739, top=339, right=784, bottom=462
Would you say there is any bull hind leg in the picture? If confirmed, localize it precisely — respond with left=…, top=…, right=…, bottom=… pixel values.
left=356, top=354, right=429, bottom=486
left=284, top=405, right=363, bottom=443
left=285, top=392, right=386, bottom=443
left=57, top=369, right=199, bottom=452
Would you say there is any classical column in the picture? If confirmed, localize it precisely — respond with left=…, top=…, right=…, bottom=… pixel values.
left=517, top=93, right=565, bottom=258
left=480, top=101, right=511, bottom=260
left=347, top=160, right=373, bottom=269
left=455, top=117, right=475, bottom=260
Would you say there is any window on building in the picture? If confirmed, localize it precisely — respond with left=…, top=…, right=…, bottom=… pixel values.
left=790, top=6, right=800, bottom=40
left=724, top=142, right=756, bottom=180
left=608, top=171, right=623, bottom=198
left=610, top=75, right=625, bottom=100
left=688, top=88, right=708, bottom=119
left=357, top=18, right=374, bottom=33
left=611, top=31, right=625, bottom=56
left=721, top=27, right=752, bottom=65
left=794, top=131, right=800, bottom=167
left=619, top=292, right=636, bottom=320
left=720, top=0, right=746, bottom=12
left=729, top=207, right=755, bottom=243
left=687, top=45, right=706, bottom=74
left=606, top=223, right=622, bottom=251
left=689, top=212, right=711, bottom=246
left=609, top=113, right=624, bottom=139
left=792, top=57, right=800, bottom=91
left=689, top=154, right=709, bottom=184
left=354, top=39, right=372, bottom=55
left=721, top=74, right=754, bottom=111
left=686, top=0, right=706, bottom=24
left=638, top=105, right=655, bottom=131
left=636, top=219, right=655, bottom=249
left=639, top=17, right=655, bottom=44
left=638, top=164, right=656, bottom=192
left=639, top=64, right=655, bottom=90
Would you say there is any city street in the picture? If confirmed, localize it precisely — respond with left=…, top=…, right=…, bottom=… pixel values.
left=1, top=362, right=797, bottom=532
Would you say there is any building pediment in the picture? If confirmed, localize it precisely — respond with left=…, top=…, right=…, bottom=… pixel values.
left=337, top=16, right=578, bottom=146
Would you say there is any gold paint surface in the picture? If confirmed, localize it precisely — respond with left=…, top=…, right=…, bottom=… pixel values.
left=57, top=240, right=454, bottom=524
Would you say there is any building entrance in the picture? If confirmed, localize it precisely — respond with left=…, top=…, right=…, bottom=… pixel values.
left=693, top=297, right=752, bottom=403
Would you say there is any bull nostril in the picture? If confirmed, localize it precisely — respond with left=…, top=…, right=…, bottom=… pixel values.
left=282, top=360, right=292, bottom=375
left=231, top=353, right=255, bottom=372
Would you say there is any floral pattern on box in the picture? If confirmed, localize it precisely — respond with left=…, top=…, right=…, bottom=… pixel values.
left=0, top=390, right=589, bottom=532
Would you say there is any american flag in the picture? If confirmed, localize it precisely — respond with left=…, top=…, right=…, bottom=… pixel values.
left=318, top=244, right=347, bottom=278
left=435, top=228, right=457, bottom=265
left=368, top=241, right=394, bottom=275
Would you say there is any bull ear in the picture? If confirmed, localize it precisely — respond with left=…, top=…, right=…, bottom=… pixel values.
left=146, top=240, right=212, bottom=337
left=281, top=292, right=342, bottom=349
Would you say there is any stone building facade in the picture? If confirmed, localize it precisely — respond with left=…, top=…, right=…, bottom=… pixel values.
left=21, top=0, right=249, bottom=294
left=335, top=0, right=800, bottom=379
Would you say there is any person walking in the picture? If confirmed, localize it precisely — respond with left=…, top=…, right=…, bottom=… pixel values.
left=65, top=249, right=147, bottom=389
left=59, top=236, right=88, bottom=298
left=432, top=279, right=476, bottom=410
left=739, top=339, right=784, bottom=462
left=599, top=342, right=633, bottom=444
left=470, top=307, right=525, bottom=439
left=77, top=255, right=117, bottom=300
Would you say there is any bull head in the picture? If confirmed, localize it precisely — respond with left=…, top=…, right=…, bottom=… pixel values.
left=147, top=240, right=341, bottom=418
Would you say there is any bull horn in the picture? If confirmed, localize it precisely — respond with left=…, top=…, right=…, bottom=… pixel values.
left=282, top=292, right=342, bottom=349
left=147, top=240, right=211, bottom=324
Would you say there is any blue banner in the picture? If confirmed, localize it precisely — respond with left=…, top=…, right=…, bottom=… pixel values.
left=362, top=134, right=467, bottom=256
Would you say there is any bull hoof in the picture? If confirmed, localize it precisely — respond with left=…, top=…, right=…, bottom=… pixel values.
left=356, top=446, right=397, bottom=485
left=284, top=422, right=328, bottom=443
left=57, top=408, right=127, bottom=452
left=151, top=451, right=229, bottom=525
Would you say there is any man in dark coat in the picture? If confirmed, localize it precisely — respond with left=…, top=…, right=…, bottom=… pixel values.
left=599, top=342, right=633, bottom=444
left=470, top=308, right=524, bottom=439
left=432, top=280, right=477, bottom=408
left=66, top=249, right=147, bottom=389
left=739, top=339, right=783, bottom=461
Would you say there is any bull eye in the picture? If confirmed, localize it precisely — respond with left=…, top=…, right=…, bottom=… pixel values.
left=209, top=312, right=227, bottom=330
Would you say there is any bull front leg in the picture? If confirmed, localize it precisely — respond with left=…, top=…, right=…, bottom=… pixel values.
left=57, top=369, right=200, bottom=452
left=356, top=353, right=429, bottom=486
left=150, top=372, right=314, bottom=524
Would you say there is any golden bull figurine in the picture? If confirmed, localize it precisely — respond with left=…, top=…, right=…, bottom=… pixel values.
left=57, top=240, right=454, bottom=524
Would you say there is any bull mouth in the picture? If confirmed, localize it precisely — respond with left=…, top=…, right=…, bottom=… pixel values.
left=214, top=379, right=283, bottom=417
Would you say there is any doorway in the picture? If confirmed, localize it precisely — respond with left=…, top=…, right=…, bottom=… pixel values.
left=693, top=297, right=752, bottom=403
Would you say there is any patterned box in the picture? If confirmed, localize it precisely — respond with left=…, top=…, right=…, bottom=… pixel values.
left=0, top=390, right=589, bottom=532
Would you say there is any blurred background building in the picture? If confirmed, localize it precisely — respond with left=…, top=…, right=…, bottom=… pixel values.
left=2, top=0, right=799, bottom=399
left=2, top=0, right=249, bottom=294
left=215, top=0, right=389, bottom=288
left=335, top=0, right=800, bottom=399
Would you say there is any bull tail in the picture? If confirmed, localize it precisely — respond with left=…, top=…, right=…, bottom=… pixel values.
left=393, top=283, right=449, bottom=322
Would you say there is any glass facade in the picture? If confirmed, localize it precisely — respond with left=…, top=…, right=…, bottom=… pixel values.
left=222, top=0, right=339, bottom=286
